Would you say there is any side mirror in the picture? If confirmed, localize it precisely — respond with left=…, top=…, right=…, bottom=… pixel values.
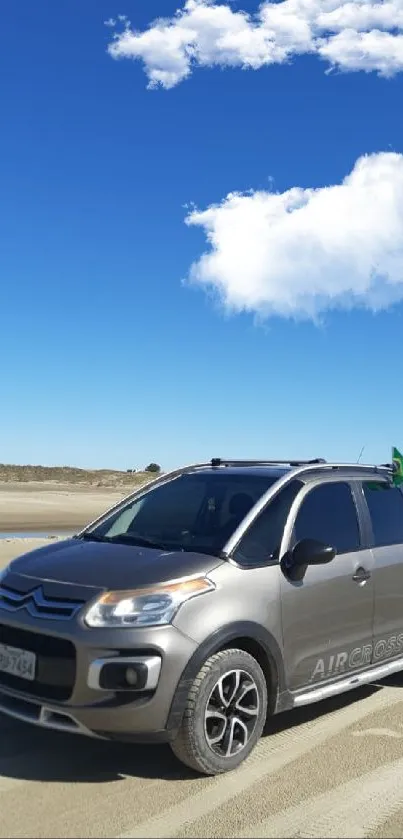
left=282, top=538, right=336, bottom=581
left=292, top=538, right=336, bottom=567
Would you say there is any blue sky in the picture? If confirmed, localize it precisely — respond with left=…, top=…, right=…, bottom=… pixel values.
left=2, top=0, right=403, bottom=471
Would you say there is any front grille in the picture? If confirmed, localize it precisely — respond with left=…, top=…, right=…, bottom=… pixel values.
left=0, top=624, right=76, bottom=701
left=0, top=582, right=84, bottom=621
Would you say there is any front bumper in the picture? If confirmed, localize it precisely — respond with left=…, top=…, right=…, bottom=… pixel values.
left=0, top=611, right=198, bottom=742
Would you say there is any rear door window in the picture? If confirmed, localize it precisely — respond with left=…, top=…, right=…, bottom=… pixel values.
left=362, top=482, right=403, bottom=547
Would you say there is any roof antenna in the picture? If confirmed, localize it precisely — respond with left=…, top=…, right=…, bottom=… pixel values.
left=357, top=445, right=365, bottom=464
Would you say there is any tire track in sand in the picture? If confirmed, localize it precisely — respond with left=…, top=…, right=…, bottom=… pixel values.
left=240, top=754, right=403, bottom=838
left=118, top=686, right=403, bottom=839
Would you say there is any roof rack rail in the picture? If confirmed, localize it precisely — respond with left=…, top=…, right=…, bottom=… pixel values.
left=210, top=458, right=326, bottom=468
left=299, top=462, right=393, bottom=474
left=380, top=462, right=397, bottom=471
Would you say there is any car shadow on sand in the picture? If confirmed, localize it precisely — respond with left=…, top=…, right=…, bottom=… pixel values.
left=0, top=675, right=402, bottom=785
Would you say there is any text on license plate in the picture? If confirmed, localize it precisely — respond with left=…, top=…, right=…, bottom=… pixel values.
left=0, top=642, right=36, bottom=681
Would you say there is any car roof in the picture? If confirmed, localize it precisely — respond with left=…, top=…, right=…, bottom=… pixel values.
left=186, top=462, right=394, bottom=484
left=191, top=465, right=293, bottom=479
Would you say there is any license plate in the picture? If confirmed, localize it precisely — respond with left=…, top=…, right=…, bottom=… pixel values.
left=0, top=643, right=36, bottom=681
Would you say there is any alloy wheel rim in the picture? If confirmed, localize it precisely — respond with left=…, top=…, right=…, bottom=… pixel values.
left=204, top=668, right=260, bottom=758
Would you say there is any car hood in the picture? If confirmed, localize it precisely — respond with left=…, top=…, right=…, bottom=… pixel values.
left=5, top=538, right=223, bottom=592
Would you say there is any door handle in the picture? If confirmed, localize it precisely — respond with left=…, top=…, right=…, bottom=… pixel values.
left=352, top=567, right=371, bottom=582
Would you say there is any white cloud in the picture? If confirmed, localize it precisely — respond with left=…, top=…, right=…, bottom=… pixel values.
left=184, top=152, right=403, bottom=321
left=107, top=0, right=403, bottom=89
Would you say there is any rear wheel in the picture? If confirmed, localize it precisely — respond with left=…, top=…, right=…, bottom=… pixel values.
left=170, top=648, right=268, bottom=775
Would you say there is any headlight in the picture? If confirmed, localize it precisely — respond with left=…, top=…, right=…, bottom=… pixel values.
left=84, top=576, right=215, bottom=628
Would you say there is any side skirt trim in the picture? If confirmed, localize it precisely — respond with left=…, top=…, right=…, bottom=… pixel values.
left=292, top=655, right=403, bottom=708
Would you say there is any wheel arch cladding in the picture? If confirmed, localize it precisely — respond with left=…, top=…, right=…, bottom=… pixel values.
left=166, top=621, right=284, bottom=735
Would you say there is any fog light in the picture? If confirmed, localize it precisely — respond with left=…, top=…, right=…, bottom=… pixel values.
left=98, top=660, right=150, bottom=690
left=125, top=666, right=139, bottom=687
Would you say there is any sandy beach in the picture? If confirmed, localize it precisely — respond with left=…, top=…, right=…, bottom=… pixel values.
left=0, top=482, right=127, bottom=534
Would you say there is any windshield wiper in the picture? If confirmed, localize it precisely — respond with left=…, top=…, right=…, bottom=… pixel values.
left=79, top=533, right=112, bottom=543
left=107, top=533, right=172, bottom=551
left=79, top=531, right=180, bottom=551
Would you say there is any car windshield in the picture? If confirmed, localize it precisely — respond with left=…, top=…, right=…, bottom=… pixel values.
left=83, top=471, right=279, bottom=555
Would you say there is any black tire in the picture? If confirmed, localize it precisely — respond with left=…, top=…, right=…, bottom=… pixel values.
left=170, top=648, right=268, bottom=775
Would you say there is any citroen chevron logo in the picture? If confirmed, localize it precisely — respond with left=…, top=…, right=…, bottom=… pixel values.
left=0, top=584, right=83, bottom=621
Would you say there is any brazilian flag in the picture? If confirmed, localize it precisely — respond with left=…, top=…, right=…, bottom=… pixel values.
left=392, top=447, right=403, bottom=486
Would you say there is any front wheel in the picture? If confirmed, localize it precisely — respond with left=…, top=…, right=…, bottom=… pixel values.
left=170, top=648, right=268, bottom=775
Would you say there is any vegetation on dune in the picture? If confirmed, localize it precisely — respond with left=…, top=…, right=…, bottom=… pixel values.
left=0, top=463, right=159, bottom=488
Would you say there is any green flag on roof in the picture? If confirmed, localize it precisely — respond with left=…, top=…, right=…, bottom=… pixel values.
left=392, top=447, right=403, bottom=486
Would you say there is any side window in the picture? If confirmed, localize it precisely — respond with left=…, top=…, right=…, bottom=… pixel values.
left=363, top=482, right=403, bottom=547
left=233, top=480, right=303, bottom=567
left=294, top=482, right=360, bottom=554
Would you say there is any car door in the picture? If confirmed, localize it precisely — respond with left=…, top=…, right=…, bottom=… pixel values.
left=280, top=479, right=374, bottom=693
left=361, top=480, right=403, bottom=664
